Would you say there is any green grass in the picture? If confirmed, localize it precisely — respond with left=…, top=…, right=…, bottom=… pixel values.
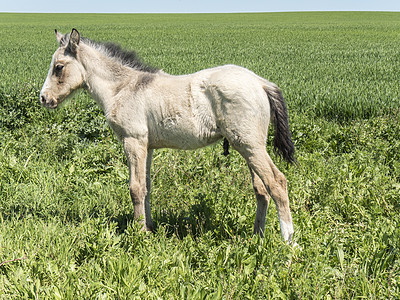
left=0, top=12, right=399, bottom=298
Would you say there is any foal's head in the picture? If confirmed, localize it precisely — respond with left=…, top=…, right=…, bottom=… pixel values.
left=40, top=29, right=85, bottom=109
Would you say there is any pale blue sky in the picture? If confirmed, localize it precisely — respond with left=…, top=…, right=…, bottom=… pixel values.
left=1, top=0, right=399, bottom=13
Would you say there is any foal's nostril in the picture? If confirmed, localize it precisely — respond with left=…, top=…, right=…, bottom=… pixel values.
left=40, top=94, right=58, bottom=108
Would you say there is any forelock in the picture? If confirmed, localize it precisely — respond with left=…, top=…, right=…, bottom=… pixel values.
left=59, top=33, right=71, bottom=47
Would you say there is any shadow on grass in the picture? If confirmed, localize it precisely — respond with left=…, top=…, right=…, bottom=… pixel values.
left=111, top=194, right=219, bottom=239
left=153, top=195, right=216, bottom=239
left=111, top=193, right=240, bottom=240
left=1, top=193, right=239, bottom=241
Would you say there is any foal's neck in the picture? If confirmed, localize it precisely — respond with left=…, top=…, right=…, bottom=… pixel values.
left=78, top=43, right=136, bottom=115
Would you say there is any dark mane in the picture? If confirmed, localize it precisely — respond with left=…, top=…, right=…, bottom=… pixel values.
left=60, top=33, right=159, bottom=73
left=91, top=40, right=159, bottom=73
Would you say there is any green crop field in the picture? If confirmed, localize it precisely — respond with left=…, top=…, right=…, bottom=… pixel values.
left=0, top=12, right=399, bottom=298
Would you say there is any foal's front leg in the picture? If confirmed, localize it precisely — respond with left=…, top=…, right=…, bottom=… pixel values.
left=145, top=149, right=154, bottom=230
left=123, top=138, right=153, bottom=231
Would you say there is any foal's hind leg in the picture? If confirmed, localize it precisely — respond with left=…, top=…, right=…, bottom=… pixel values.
left=238, top=146, right=294, bottom=243
left=250, top=168, right=270, bottom=237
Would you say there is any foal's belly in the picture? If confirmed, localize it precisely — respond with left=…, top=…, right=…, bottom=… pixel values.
left=148, top=118, right=222, bottom=150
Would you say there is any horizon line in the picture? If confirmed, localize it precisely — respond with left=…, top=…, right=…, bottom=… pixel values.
left=1, top=10, right=399, bottom=14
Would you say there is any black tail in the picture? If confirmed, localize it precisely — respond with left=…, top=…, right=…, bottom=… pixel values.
left=264, top=85, right=296, bottom=164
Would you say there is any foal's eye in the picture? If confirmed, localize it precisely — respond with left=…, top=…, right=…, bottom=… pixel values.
left=55, top=64, right=64, bottom=73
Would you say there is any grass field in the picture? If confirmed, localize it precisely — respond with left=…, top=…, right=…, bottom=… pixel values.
left=0, top=12, right=399, bottom=298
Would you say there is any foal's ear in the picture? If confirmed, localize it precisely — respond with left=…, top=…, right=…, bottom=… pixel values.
left=55, top=29, right=63, bottom=45
left=68, top=28, right=80, bottom=53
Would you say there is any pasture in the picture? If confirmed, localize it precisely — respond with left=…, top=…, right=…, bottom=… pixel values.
left=0, top=12, right=399, bottom=298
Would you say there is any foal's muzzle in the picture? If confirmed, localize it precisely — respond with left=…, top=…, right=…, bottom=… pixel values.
left=40, top=93, right=58, bottom=109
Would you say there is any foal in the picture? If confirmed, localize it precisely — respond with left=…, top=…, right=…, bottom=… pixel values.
left=40, top=29, right=296, bottom=243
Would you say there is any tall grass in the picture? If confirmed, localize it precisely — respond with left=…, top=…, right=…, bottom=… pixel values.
left=0, top=12, right=399, bottom=298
